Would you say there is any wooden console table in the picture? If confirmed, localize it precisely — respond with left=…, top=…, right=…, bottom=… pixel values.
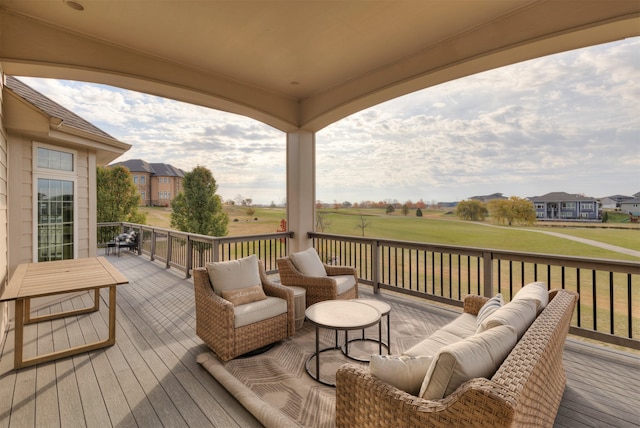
left=0, top=257, right=128, bottom=369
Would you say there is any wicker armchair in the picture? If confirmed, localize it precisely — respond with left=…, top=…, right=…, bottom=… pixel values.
left=277, top=254, right=358, bottom=307
left=193, top=261, right=295, bottom=362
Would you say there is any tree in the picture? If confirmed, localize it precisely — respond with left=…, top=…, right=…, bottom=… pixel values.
left=416, top=208, right=423, bottom=217
left=386, top=205, right=395, bottom=215
left=97, top=165, right=146, bottom=225
left=171, top=166, right=228, bottom=236
left=401, top=204, right=410, bottom=216
left=455, top=200, right=488, bottom=221
left=487, top=197, right=536, bottom=225
left=354, top=215, right=371, bottom=236
left=316, top=211, right=331, bottom=232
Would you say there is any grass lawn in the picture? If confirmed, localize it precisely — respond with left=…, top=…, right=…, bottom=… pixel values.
left=138, top=206, right=639, bottom=261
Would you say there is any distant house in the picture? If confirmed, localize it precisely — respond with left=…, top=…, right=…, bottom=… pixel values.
left=620, top=198, right=640, bottom=216
left=469, top=193, right=507, bottom=203
left=111, top=159, right=185, bottom=206
left=529, top=192, right=600, bottom=221
left=599, top=195, right=633, bottom=211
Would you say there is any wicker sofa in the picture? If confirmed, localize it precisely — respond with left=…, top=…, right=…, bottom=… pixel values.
left=336, top=288, right=578, bottom=427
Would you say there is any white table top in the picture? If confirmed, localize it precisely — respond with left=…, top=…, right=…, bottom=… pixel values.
left=351, top=299, right=391, bottom=315
left=305, top=300, right=380, bottom=329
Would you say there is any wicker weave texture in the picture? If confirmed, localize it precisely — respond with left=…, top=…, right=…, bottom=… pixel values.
left=276, top=257, right=358, bottom=307
left=335, top=289, right=578, bottom=427
left=193, top=262, right=294, bottom=362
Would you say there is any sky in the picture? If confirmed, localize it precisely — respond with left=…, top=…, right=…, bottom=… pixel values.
left=16, top=37, right=640, bottom=206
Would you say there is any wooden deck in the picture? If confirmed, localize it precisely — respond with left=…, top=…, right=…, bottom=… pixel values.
left=1, top=252, right=638, bottom=427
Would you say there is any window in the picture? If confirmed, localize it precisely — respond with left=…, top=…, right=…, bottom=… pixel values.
left=37, top=178, right=74, bottom=261
left=535, top=203, right=544, bottom=210
left=37, top=147, right=74, bottom=172
left=141, top=191, right=146, bottom=201
left=34, top=144, right=77, bottom=262
left=581, top=202, right=594, bottom=210
left=134, top=176, right=138, bottom=184
left=561, top=202, right=576, bottom=209
left=140, top=176, right=146, bottom=184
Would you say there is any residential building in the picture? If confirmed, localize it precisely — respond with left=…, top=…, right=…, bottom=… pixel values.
left=530, top=192, right=600, bottom=221
left=469, top=193, right=507, bottom=203
left=599, top=195, right=634, bottom=211
left=111, top=159, right=184, bottom=206
left=2, top=75, right=130, bottom=348
left=620, top=198, right=640, bottom=216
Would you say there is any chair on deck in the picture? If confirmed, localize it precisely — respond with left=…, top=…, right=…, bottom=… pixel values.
left=277, top=247, right=358, bottom=307
left=193, top=255, right=295, bottom=362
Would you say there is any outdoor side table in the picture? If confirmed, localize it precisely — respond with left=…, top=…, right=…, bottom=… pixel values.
left=0, top=257, right=129, bottom=369
left=305, top=300, right=381, bottom=386
left=287, top=286, right=306, bottom=330
left=344, top=299, right=391, bottom=362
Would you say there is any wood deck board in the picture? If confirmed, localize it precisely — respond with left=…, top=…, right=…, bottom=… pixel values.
left=1, top=251, right=638, bottom=428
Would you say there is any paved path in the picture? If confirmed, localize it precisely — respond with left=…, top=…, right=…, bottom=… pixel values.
left=446, top=218, right=640, bottom=258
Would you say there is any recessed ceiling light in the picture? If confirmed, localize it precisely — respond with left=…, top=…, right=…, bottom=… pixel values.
left=64, top=0, right=85, bottom=11
left=290, top=81, right=300, bottom=86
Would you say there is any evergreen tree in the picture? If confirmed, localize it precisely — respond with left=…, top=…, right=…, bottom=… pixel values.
left=171, top=166, right=228, bottom=236
left=416, top=208, right=423, bottom=217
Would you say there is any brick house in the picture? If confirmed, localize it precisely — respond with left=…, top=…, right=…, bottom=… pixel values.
left=111, top=159, right=184, bottom=206
left=530, top=192, right=600, bottom=221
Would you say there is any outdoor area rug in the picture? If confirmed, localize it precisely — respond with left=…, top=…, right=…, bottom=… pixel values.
left=197, top=290, right=457, bottom=428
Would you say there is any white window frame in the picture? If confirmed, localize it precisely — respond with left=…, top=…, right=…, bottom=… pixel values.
left=32, top=143, right=78, bottom=262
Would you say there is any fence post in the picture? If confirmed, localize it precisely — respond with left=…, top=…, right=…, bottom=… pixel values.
left=185, top=236, right=193, bottom=278
left=482, top=250, right=493, bottom=298
left=372, top=240, right=380, bottom=294
left=166, top=232, right=173, bottom=269
left=212, top=238, right=220, bottom=262
left=150, top=229, right=156, bottom=262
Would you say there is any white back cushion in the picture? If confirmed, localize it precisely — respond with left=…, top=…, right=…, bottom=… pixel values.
left=370, top=355, right=433, bottom=396
left=512, top=281, right=549, bottom=312
left=475, top=293, right=503, bottom=327
left=477, top=298, right=537, bottom=339
left=206, top=254, right=261, bottom=296
left=419, top=325, right=517, bottom=400
left=289, top=247, right=327, bottom=277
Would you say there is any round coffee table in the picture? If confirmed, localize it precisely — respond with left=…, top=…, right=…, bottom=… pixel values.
left=305, top=300, right=381, bottom=386
left=343, top=299, right=391, bottom=362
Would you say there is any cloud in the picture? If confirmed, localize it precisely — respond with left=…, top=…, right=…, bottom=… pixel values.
left=15, top=38, right=639, bottom=205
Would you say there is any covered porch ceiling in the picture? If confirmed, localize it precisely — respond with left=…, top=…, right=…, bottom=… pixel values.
left=1, top=0, right=638, bottom=132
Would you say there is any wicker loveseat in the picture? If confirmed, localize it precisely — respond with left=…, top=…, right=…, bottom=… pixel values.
left=336, top=288, right=578, bottom=427
left=193, top=256, right=295, bottom=362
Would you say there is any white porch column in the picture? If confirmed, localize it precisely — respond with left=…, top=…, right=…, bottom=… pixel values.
left=286, top=130, right=315, bottom=253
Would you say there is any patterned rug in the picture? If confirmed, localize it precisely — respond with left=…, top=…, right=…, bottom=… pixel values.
left=197, top=290, right=457, bottom=428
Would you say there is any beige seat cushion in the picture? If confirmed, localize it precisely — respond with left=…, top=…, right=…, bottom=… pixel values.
left=206, top=254, right=261, bottom=296
left=370, top=355, right=433, bottom=396
left=290, top=247, right=327, bottom=277
left=419, top=325, right=517, bottom=400
left=512, top=281, right=549, bottom=312
left=233, top=296, right=288, bottom=328
left=333, top=274, right=356, bottom=294
left=476, top=298, right=537, bottom=339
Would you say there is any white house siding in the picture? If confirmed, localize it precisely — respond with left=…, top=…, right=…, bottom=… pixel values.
left=7, top=135, right=93, bottom=273
left=0, top=70, right=9, bottom=351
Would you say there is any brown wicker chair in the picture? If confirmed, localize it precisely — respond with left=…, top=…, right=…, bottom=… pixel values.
left=277, top=255, right=358, bottom=307
left=193, top=261, right=295, bottom=362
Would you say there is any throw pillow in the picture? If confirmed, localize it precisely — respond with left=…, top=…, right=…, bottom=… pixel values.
left=206, top=254, right=261, bottom=296
left=370, top=355, right=433, bottom=396
left=476, top=298, right=537, bottom=339
left=419, top=325, right=517, bottom=400
left=475, top=293, right=503, bottom=327
left=289, top=247, right=327, bottom=277
left=512, top=281, right=549, bottom=312
left=221, top=284, right=267, bottom=306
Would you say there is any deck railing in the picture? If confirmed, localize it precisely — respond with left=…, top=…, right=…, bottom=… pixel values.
left=98, top=222, right=291, bottom=274
left=97, top=223, right=638, bottom=349
left=310, top=232, right=640, bottom=350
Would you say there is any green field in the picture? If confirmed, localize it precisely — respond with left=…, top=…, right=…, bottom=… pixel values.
left=139, top=206, right=640, bottom=261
